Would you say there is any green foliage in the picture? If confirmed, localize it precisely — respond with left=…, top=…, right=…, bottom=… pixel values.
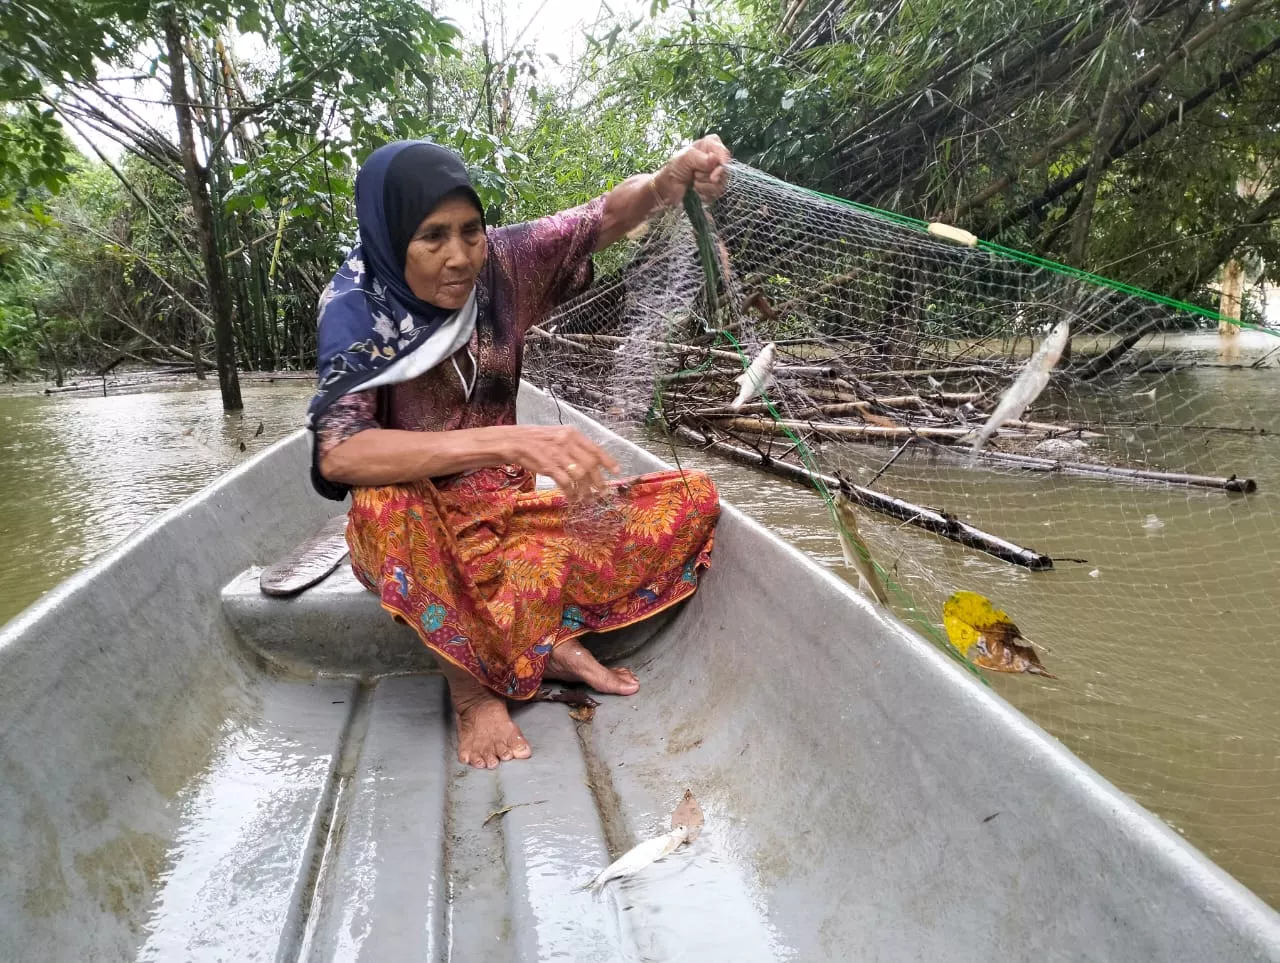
left=594, top=0, right=1280, bottom=297
left=3, top=0, right=1279, bottom=381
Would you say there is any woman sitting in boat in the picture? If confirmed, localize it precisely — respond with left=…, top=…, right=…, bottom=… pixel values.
left=308, top=137, right=729, bottom=769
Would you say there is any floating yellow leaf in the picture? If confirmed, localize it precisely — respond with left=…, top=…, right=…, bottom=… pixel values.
left=943, top=591, right=1054, bottom=677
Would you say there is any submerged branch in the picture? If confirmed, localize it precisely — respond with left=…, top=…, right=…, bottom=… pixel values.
left=670, top=424, right=1054, bottom=570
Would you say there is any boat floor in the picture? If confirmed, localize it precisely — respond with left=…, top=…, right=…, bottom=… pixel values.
left=141, top=565, right=777, bottom=963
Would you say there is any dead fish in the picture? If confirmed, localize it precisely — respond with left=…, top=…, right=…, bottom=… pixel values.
left=833, top=494, right=888, bottom=605
left=970, top=320, right=1071, bottom=454
left=587, top=825, right=694, bottom=893
left=585, top=789, right=703, bottom=893
left=729, top=342, right=776, bottom=410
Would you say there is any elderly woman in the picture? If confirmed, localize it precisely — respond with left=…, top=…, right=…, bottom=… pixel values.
left=308, top=136, right=730, bottom=769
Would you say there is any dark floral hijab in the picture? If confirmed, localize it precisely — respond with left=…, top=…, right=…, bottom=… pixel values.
left=306, top=140, right=484, bottom=430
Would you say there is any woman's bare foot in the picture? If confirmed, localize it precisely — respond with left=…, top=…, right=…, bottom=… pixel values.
left=545, top=640, right=640, bottom=696
left=443, top=664, right=531, bottom=769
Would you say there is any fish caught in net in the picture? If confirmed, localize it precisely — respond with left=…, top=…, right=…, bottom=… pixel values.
left=527, top=161, right=1280, bottom=907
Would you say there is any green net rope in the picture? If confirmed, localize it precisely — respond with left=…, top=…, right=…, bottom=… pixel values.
left=749, top=169, right=1280, bottom=337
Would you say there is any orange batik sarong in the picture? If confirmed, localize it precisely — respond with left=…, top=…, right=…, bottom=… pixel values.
left=345, top=466, right=718, bottom=699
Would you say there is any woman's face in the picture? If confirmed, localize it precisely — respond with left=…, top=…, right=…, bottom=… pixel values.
left=403, top=194, right=487, bottom=308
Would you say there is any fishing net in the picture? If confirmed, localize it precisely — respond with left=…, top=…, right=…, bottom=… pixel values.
left=525, top=162, right=1280, bottom=907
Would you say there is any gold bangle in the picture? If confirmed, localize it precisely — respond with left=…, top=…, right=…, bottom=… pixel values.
left=647, top=172, right=671, bottom=208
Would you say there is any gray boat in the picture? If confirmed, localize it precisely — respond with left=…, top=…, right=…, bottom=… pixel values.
left=2, top=384, right=1278, bottom=962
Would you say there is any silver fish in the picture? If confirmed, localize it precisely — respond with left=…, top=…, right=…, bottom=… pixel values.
left=729, top=342, right=776, bottom=410
left=587, top=824, right=693, bottom=893
left=970, top=320, right=1070, bottom=454
left=834, top=495, right=888, bottom=605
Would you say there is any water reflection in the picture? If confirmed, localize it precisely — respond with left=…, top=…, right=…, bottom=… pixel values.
left=0, top=383, right=312, bottom=625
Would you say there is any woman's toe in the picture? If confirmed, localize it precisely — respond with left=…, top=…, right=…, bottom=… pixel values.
left=510, top=728, right=532, bottom=759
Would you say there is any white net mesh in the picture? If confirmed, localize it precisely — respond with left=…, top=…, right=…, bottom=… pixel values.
left=527, top=163, right=1280, bottom=906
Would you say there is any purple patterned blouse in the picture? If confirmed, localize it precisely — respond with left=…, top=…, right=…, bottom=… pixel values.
left=314, top=197, right=604, bottom=460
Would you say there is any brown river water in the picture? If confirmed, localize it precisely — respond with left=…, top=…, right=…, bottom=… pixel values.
left=1, top=332, right=1278, bottom=909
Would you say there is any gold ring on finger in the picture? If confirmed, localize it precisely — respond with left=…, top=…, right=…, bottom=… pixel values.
left=566, top=462, right=579, bottom=474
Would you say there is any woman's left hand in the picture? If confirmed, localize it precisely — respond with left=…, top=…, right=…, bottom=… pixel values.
left=654, top=135, right=732, bottom=205
left=595, top=135, right=733, bottom=251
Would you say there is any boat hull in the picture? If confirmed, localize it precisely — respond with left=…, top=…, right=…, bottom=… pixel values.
left=0, top=383, right=1276, bottom=961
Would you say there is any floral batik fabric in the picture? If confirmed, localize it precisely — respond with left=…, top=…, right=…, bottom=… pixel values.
left=346, top=467, right=718, bottom=699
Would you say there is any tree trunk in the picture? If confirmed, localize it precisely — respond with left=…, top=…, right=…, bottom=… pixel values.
left=163, top=11, right=242, bottom=411
left=1069, top=82, right=1118, bottom=268
left=1218, top=259, right=1245, bottom=335
left=36, top=307, right=63, bottom=388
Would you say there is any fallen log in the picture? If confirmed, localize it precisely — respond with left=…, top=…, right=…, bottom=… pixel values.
left=671, top=424, right=1054, bottom=570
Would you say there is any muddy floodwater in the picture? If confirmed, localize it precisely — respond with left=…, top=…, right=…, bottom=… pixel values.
left=2, top=332, right=1278, bottom=909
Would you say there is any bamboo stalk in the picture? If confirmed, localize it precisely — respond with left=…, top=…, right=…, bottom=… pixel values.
left=670, top=424, right=1054, bottom=570
left=1001, top=419, right=1105, bottom=437
left=529, top=327, right=615, bottom=357
left=695, top=392, right=984, bottom=418
left=859, top=365, right=1004, bottom=379
left=968, top=448, right=1257, bottom=493
left=107, top=313, right=212, bottom=368
left=700, top=416, right=990, bottom=441
left=554, top=331, right=743, bottom=363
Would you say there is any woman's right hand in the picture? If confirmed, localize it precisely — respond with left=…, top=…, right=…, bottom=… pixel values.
left=500, top=425, right=622, bottom=503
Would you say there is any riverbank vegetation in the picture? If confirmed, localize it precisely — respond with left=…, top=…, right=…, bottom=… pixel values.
left=2, top=0, right=1278, bottom=407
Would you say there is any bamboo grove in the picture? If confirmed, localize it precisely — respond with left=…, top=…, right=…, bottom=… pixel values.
left=2, top=0, right=1278, bottom=408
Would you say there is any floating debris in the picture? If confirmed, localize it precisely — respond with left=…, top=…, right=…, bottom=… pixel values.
left=482, top=799, right=548, bottom=827
left=943, top=591, right=1055, bottom=677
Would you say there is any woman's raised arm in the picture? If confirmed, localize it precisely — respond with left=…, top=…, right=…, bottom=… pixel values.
left=594, top=135, right=732, bottom=252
